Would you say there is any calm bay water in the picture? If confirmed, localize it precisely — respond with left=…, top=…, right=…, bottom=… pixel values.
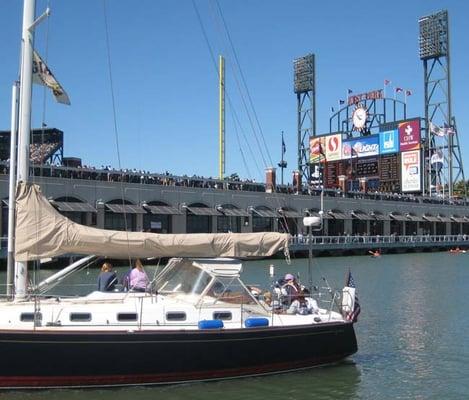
left=1, top=252, right=468, bottom=399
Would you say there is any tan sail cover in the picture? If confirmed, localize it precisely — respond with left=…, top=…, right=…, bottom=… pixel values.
left=15, top=183, right=290, bottom=261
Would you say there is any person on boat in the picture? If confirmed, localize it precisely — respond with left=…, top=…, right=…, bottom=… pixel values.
left=97, top=262, right=118, bottom=292
left=129, top=259, right=149, bottom=292
left=286, top=288, right=319, bottom=315
left=281, top=273, right=301, bottom=306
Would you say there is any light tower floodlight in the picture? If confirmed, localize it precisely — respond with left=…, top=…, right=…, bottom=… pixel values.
left=420, top=9, right=465, bottom=197
left=294, top=54, right=316, bottom=189
left=419, top=10, right=448, bottom=60
left=294, top=54, right=314, bottom=94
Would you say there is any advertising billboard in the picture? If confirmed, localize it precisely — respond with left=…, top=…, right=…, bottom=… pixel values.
left=399, top=119, right=420, bottom=152
left=309, top=136, right=326, bottom=163
left=342, top=135, right=379, bottom=159
left=401, top=150, right=421, bottom=192
left=379, top=129, right=399, bottom=154
left=324, top=134, right=342, bottom=161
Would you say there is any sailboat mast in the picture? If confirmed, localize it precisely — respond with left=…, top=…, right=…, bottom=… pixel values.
left=7, top=82, right=19, bottom=298
left=14, top=0, right=36, bottom=299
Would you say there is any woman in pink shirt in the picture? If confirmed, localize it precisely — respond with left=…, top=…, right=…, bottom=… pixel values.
left=129, top=259, right=149, bottom=292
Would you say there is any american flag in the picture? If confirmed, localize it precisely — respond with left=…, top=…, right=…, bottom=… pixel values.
left=443, top=123, right=455, bottom=135
left=346, top=270, right=361, bottom=323
left=384, top=79, right=391, bottom=85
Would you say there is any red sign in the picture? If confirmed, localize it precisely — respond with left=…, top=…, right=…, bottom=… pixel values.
left=399, top=119, right=420, bottom=152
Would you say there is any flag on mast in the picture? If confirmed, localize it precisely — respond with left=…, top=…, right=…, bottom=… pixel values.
left=383, top=79, right=391, bottom=98
left=32, top=50, right=71, bottom=105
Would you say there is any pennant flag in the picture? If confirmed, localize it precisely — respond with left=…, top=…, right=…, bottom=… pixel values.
left=345, top=270, right=361, bottom=323
left=395, top=87, right=403, bottom=93
left=347, top=89, right=353, bottom=94
left=384, top=79, right=391, bottom=85
left=443, top=123, right=455, bottom=135
left=406, top=90, right=412, bottom=96
left=32, top=50, right=71, bottom=105
left=429, top=122, right=444, bottom=137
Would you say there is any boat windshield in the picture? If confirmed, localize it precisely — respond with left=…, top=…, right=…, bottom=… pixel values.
left=154, top=260, right=211, bottom=296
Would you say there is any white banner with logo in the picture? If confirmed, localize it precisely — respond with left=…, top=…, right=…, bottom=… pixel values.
left=401, top=150, right=421, bottom=192
left=325, top=134, right=342, bottom=161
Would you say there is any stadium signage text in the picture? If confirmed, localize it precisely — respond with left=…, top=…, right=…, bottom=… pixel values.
left=348, top=89, right=384, bottom=105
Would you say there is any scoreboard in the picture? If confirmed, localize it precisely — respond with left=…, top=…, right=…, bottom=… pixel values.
left=356, top=157, right=379, bottom=178
left=323, top=154, right=401, bottom=189
left=312, top=118, right=421, bottom=193
left=380, top=154, right=400, bottom=181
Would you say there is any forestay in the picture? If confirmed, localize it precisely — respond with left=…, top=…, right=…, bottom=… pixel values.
left=14, top=183, right=290, bottom=261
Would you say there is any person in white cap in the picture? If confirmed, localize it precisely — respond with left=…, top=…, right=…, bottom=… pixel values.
left=281, top=273, right=301, bottom=307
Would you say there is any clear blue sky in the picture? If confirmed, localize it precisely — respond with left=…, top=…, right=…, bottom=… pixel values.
left=1, top=0, right=468, bottom=183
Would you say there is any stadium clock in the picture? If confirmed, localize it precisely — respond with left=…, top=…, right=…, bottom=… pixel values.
left=352, top=105, right=367, bottom=131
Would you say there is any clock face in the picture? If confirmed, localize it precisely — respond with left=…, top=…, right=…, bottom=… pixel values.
left=352, top=106, right=367, bottom=130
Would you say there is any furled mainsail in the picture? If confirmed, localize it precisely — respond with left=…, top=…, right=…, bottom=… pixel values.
left=14, top=183, right=290, bottom=261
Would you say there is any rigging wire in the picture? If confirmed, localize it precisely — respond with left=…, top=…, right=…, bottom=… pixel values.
left=31, top=0, right=54, bottom=294
left=213, top=0, right=274, bottom=167
left=206, top=1, right=270, bottom=169
left=102, top=0, right=132, bottom=267
left=192, top=0, right=263, bottom=180
left=206, top=1, right=294, bottom=235
left=229, top=112, right=252, bottom=178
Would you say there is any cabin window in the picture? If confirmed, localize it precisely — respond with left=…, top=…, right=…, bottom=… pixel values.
left=213, top=311, right=232, bottom=321
left=166, top=312, right=186, bottom=321
left=20, top=312, right=42, bottom=322
left=70, top=313, right=92, bottom=322
left=117, top=313, right=138, bottom=322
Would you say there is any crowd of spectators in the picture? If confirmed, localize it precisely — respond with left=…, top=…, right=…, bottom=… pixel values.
left=0, top=160, right=467, bottom=207
left=29, top=143, right=59, bottom=164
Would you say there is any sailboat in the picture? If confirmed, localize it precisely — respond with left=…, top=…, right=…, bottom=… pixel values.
left=0, top=0, right=358, bottom=389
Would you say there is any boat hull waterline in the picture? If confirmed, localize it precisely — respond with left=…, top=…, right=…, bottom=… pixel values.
left=0, top=321, right=357, bottom=388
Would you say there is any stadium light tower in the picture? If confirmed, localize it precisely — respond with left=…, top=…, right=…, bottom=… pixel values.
left=420, top=10, right=465, bottom=197
left=294, top=54, right=316, bottom=189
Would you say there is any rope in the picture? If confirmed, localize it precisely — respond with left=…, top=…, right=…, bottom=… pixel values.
left=102, top=0, right=132, bottom=268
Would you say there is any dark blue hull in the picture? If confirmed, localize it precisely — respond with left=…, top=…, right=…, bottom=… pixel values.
left=0, top=321, right=357, bottom=388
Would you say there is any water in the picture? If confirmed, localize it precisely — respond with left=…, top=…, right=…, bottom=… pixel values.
left=1, top=252, right=468, bottom=399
